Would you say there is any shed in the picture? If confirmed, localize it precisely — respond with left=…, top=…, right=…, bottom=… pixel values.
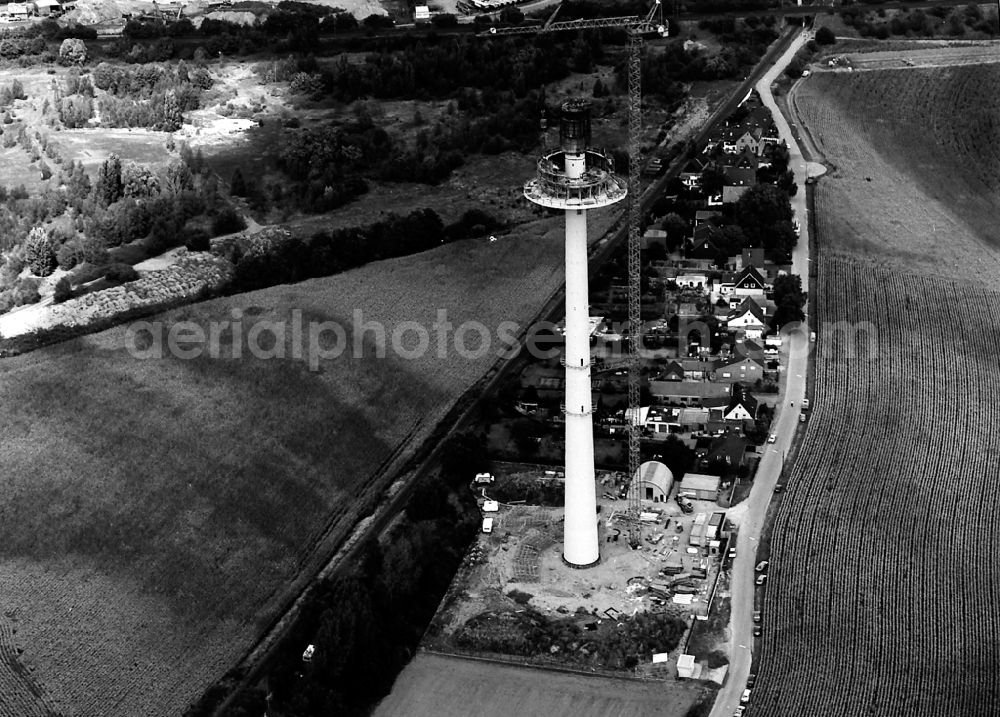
left=678, top=472, right=721, bottom=502
left=414, top=4, right=430, bottom=19
left=635, top=460, right=673, bottom=503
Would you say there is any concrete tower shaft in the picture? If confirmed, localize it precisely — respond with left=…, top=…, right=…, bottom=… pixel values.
left=524, top=100, right=626, bottom=568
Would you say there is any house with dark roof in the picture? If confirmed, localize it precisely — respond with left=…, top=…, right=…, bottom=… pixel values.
left=660, top=361, right=685, bottom=382
left=733, top=148, right=759, bottom=171
left=694, top=210, right=720, bottom=227
left=723, top=388, right=758, bottom=422
left=681, top=158, right=707, bottom=190
left=714, top=355, right=765, bottom=384
left=723, top=166, right=756, bottom=188
left=727, top=297, right=769, bottom=340
left=650, top=380, right=731, bottom=407
left=733, top=265, right=768, bottom=297
left=689, top=226, right=723, bottom=261
left=703, top=434, right=749, bottom=471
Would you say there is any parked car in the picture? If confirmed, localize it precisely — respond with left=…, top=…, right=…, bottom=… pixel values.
left=774, top=483, right=785, bottom=493
left=756, top=574, right=767, bottom=586
left=753, top=610, right=762, bottom=624
left=800, top=414, right=806, bottom=422
left=768, top=434, right=777, bottom=443
left=755, top=560, right=769, bottom=572
left=747, top=673, right=757, bottom=688
left=741, top=688, right=752, bottom=704
left=753, top=625, right=762, bottom=636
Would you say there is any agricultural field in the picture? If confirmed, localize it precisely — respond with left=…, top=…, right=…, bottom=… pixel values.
left=375, top=652, right=712, bottom=717
left=751, top=64, right=1000, bottom=714
left=0, top=209, right=617, bottom=716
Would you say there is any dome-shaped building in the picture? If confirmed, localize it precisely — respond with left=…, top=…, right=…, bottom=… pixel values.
left=634, top=460, right=674, bottom=503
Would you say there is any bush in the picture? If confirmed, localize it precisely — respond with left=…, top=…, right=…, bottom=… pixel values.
left=184, top=227, right=211, bottom=251
left=56, top=241, right=79, bottom=270
left=104, top=263, right=139, bottom=282
left=211, top=207, right=247, bottom=236
left=59, top=38, right=88, bottom=66
left=53, top=275, right=72, bottom=303
left=815, top=26, right=836, bottom=44
left=12, top=277, right=41, bottom=306
left=507, top=589, right=533, bottom=605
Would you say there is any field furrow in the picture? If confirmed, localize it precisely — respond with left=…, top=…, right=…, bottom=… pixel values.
left=756, top=62, right=1000, bottom=714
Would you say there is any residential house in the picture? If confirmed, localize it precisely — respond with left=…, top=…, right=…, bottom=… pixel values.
left=723, top=166, right=756, bottom=189
left=650, top=381, right=731, bottom=407
left=733, top=148, right=759, bottom=171
left=680, top=158, right=707, bottom=190
left=714, top=355, right=765, bottom=384
left=676, top=272, right=708, bottom=289
left=726, top=297, right=769, bottom=340
left=732, top=265, right=768, bottom=298
left=689, top=226, right=723, bottom=261
left=34, top=0, right=60, bottom=13
left=694, top=210, right=719, bottom=227
left=643, top=228, right=668, bottom=250
left=720, top=385, right=758, bottom=423
left=704, top=434, right=748, bottom=471
left=659, top=361, right=685, bottom=382
left=679, top=358, right=714, bottom=380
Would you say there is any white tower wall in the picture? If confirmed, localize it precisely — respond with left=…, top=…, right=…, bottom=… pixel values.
left=562, top=202, right=599, bottom=567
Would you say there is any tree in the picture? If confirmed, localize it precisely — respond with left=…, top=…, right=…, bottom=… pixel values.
left=162, top=158, right=193, bottom=196
left=815, top=26, right=836, bottom=45
left=771, top=273, right=806, bottom=329
left=230, top=167, right=247, bottom=197
left=53, top=276, right=72, bottom=303
left=122, top=161, right=160, bottom=198
left=59, top=38, right=87, bottom=66
left=25, top=226, right=57, bottom=276
left=95, top=153, right=123, bottom=208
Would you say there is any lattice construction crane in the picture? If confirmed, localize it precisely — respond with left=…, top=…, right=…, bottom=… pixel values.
left=482, top=2, right=668, bottom=549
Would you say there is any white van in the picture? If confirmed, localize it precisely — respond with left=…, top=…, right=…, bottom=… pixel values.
left=481, top=517, right=494, bottom=533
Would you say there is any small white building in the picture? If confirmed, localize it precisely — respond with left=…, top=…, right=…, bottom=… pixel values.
left=4, top=2, right=32, bottom=18
left=678, top=472, right=721, bottom=502
left=414, top=4, right=430, bottom=20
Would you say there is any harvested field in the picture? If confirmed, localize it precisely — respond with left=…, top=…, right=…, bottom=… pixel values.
left=791, top=64, right=1000, bottom=283
left=753, top=65, right=1000, bottom=714
left=375, top=652, right=710, bottom=717
left=0, top=209, right=618, bottom=716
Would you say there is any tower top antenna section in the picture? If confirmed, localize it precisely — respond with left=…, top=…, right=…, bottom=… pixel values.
left=525, top=99, right=627, bottom=210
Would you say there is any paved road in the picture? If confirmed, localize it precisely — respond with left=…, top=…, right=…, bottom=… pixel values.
left=708, top=28, right=827, bottom=717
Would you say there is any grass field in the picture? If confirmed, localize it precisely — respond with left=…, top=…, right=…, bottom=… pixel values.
left=374, top=653, right=711, bottom=717
left=751, top=63, right=1000, bottom=715
left=0, top=208, right=623, bottom=716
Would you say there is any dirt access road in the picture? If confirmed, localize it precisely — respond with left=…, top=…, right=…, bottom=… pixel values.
left=708, top=28, right=826, bottom=717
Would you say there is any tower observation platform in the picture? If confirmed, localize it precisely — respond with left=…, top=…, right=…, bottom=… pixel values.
left=524, top=99, right=627, bottom=209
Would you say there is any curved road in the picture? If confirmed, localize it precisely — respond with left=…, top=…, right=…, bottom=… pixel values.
left=709, top=28, right=826, bottom=717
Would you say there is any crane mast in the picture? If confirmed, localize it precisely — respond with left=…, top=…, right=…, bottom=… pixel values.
left=483, top=1, right=667, bottom=552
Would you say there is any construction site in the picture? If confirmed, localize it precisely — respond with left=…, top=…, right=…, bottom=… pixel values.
left=424, top=463, right=734, bottom=681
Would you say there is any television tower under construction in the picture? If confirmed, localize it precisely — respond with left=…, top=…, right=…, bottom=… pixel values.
left=525, top=99, right=627, bottom=568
